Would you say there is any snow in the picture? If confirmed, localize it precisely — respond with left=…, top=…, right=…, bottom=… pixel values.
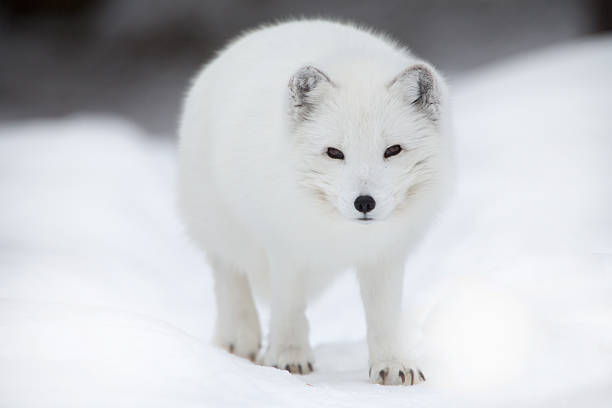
left=1, top=37, right=611, bottom=407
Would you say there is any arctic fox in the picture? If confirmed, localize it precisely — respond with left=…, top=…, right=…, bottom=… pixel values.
left=178, top=20, right=450, bottom=385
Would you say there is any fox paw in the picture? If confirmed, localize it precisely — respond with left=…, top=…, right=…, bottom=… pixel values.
left=261, top=345, right=315, bottom=374
left=214, top=325, right=261, bottom=362
left=369, top=361, right=426, bottom=386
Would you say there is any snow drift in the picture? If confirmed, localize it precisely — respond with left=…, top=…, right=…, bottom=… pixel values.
left=1, top=37, right=611, bottom=407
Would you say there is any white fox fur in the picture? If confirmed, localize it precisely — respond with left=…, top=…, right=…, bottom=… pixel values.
left=178, top=19, right=450, bottom=385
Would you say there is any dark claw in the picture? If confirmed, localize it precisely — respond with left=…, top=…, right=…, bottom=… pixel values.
left=398, top=370, right=405, bottom=384
left=285, top=364, right=291, bottom=372
left=369, top=366, right=372, bottom=377
left=418, top=370, right=426, bottom=382
left=409, top=368, right=415, bottom=385
left=298, top=364, right=303, bottom=374
left=228, top=344, right=234, bottom=354
left=248, top=352, right=256, bottom=362
left=379, top=369, right=387, bottom=382
left=308, top=362, right=313, bottom=372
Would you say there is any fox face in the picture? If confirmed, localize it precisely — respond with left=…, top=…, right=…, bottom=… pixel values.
left=289, top=64, right=447, bottom=223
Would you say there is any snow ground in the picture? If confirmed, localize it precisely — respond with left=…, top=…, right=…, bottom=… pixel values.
left=1, top=37, right=611, bottom=407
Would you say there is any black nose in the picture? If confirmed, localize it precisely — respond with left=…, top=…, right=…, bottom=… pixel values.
left=354, top=195, right=376, bottom=214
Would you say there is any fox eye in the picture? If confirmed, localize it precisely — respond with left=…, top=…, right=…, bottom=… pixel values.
left=326, top=147, right=345, bottom=160
left=384, top=144, right=402, bottom=158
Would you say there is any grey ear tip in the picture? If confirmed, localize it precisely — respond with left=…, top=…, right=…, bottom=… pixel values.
left=289, top=65, right=331, bottom=92
left=298, top=65, right=318, bottom=74
left=404, top=64, right=435, bottom=83
left=411, top=63, right=434, bottom=73
left=298, top=65, right=329, bottom=80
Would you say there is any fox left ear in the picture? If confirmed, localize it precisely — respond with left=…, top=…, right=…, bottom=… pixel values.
left=288, top=65, right=332, bottom=122
left=389, top=64, right=441, bottom=121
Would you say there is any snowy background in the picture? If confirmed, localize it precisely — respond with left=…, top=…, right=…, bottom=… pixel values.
left=1, top=34, right=611, bottom=406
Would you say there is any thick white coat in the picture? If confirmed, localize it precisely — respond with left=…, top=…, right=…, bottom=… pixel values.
left=178, top=20, right=450, bottom=385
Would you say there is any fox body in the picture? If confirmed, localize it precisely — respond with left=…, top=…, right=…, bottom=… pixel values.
left=178, top=20, right=449, bottom=385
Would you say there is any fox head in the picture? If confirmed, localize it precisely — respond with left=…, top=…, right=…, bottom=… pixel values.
left=288, top=62, right=449, bottom=223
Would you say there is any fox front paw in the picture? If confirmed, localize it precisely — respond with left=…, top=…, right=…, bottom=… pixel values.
left=216, top=338, right=260, bottom=362
left=369, top=361, right=426, bottom=386
left=261, top=345, right=315, bottom=374
left=214, top=323, right=261, bottom=362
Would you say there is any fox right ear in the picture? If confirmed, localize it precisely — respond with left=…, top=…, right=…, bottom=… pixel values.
left=389, top=64, right=441, bottom=121
left=288, top=66, right=332, bottom=122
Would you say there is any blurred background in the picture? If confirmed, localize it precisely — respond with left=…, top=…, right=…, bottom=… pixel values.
left=1, top=0, right=611, bottom=135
